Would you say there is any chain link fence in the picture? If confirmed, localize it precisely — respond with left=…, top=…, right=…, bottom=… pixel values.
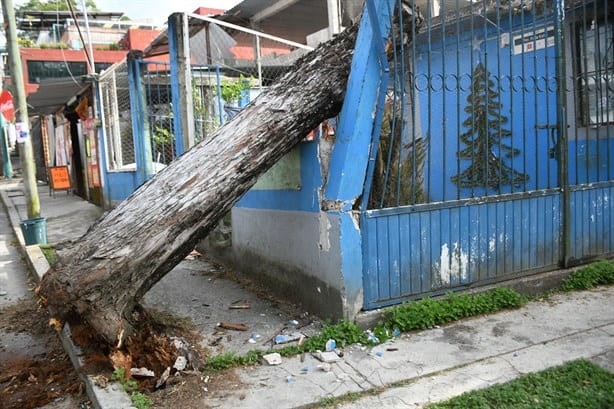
left=98, top=60, right=135, bottom=171
left=187, top=14, right=313, bottom=120
left=141, top=60, right=175, bottom=166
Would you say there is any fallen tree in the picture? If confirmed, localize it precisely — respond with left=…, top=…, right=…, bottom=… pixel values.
left=39, top=0, right=424, bottom=347
left=37, top=22, right=361, bottom=346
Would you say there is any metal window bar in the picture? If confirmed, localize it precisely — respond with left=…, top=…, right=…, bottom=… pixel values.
left=366, top=0, right=612, bottom=211
left=140, top=60, right=175, bottom=167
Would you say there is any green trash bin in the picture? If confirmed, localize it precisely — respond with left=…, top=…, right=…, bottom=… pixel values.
left=19, top=217, right=47, bottom=245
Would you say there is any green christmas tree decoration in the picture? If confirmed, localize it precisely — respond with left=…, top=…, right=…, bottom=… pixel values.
left=452, top=62, right=529, bottom=189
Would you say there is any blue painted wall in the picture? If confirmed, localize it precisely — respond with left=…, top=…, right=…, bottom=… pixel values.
left=415, top=15, right=560, bottom=201
left=236, top=140, right=322, bottom=212
left=221, top=0, right=397, bottom=319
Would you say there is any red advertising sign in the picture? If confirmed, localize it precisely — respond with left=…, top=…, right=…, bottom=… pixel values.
left=0, top=90, right=15, bottom=122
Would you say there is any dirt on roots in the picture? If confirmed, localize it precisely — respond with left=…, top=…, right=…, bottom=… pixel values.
left=0, top=297, right=86, bottom=409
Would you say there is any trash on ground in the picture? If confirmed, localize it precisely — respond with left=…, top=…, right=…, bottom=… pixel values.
left=229, top=299, right=251, bottom=309
left=91, top=375, right=109, bottom=388
left=184, top=249, right=202, bottom=260
left=274, top=331, right=304, bottom=344
left=300, top=366, right=309, bottom=373
left=386, top=347, right=399, bottom=351
left=325, top=339, right=336, bottom=352
left=366, top=330, right=380, bottom=344
left=131, top=367, right=155, bottom=378
left=171, top=337, right=190, bottom=355
left=317, top=363, right=332, bottom=372
left=286, top=376, right=293, bottom=383
left=313, top=351, right=341, bottom=363
left=288, top=319, right=299, bottom=326
left=262, top=352, right=282, bottom=366
left=375, top=351, right=383, bottom=357
left=173, top=356, right=188, bottom=371
left=155, top=367, right=171, bottom=389
left=217, top=321, right=248, bottom=331
left=209, top=336, right=223, bottom=346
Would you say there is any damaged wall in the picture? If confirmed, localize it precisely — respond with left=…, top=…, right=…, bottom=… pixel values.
left=201, top=137, right=348, bottom=319
left=201, top=2, right=395, bottom=321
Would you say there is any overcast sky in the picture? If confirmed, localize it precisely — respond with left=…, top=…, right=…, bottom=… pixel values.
left=100, top=0, right=242, bottom=23
left=17, top=0, right=243, bottom=25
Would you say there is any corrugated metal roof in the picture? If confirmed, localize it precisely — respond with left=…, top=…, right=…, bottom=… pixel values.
left=222, top=0, right=329, bottom=44
left=27, top=77, right=90, bottom=116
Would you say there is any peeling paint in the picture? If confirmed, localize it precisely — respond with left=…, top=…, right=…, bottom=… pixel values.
left=350, top=210, right=361, bottom=231
left=440, top=242, right=470, bottom=286
left=439, top=243, right=451, bottom=286
left=322, top=199, right=345, bottom=211
left=454, top=243, right=469, bottom=282
left=319, top=212, right=331, bottom=252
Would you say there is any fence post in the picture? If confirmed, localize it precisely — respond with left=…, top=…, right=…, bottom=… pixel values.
left=554, top=0, right=571, bottom=267
left=323, top=0, right=396, bottom=319
left=127, top=50, right=153, bottom=184
left=168, top=12, right=195, bottom=154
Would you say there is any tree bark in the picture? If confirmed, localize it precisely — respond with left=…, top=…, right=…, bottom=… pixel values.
left=37, top=24, right=359, bottom=346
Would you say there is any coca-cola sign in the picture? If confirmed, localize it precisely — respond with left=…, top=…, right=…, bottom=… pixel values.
left=0, top=90, right=15, bottom=122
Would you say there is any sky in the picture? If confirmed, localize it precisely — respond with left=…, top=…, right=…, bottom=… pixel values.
left=25, top=0, right=243, bottom=25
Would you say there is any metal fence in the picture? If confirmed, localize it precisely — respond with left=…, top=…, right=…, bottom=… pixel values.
left=98, top=60, right=135, bottom=171
left=185, top=13, right=313, bottom=116
left=367, top=0, right=613, bottom=209
left=140, top=60, right=175, bottom=166
left=361, top=0, right=613, bottom=308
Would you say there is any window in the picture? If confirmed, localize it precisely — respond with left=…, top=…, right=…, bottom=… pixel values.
left=577, top=19, right=614, bottom=125
left=27, top=60, right=88, bottom=83
left=26, top=61, right=114, bottom=83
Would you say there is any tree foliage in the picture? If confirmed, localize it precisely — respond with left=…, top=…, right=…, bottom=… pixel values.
left=16, top=0, right=99, bottom=13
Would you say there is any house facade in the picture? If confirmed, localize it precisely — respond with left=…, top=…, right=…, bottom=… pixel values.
left=204, top=0, right=614, bottom=318
left=91, top=0, right=612, bottom=320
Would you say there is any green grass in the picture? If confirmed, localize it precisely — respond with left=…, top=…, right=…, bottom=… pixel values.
left=203, top=260, right=614, bottom=373
left=428, top=359, right=614, bottom=409
left=204, top=287, right=528, bottom=372
left=38, top=244, right=58, bottom=266
left=562, top=260, right=614, bottom=291
left=112, top=368, right=153, bottom=409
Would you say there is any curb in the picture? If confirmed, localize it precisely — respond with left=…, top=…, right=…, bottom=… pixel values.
left=0, top=182, right=134, bottom=409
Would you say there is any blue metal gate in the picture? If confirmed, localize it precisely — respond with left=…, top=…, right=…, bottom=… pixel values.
left=362, top=0, right=613, bottom=309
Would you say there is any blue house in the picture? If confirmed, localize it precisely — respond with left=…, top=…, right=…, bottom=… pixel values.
left=96, top=0, right=613, bottom=321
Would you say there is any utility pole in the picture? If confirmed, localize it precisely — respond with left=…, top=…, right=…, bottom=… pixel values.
left=1, top=0, right=40, bottom=218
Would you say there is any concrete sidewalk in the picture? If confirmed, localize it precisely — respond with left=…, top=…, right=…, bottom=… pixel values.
left=1, top=178, right=613, bottom=409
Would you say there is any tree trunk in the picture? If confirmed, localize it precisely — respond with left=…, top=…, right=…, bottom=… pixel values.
left=37, top=24, right=359, bottom=346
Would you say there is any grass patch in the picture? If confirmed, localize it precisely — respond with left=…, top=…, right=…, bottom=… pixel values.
left=203, top=260, right=613, bottom=373
left=112, top=368, right=153, bottom=409
left=38, top=244, right=58, bottom=266
left=562, top=260, right=614, bottom=291
left=204, top=287, right=528, bottom=371
left=428, top=359, right=614, bottom=408
left=381, top=287, right=527, bottom=335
